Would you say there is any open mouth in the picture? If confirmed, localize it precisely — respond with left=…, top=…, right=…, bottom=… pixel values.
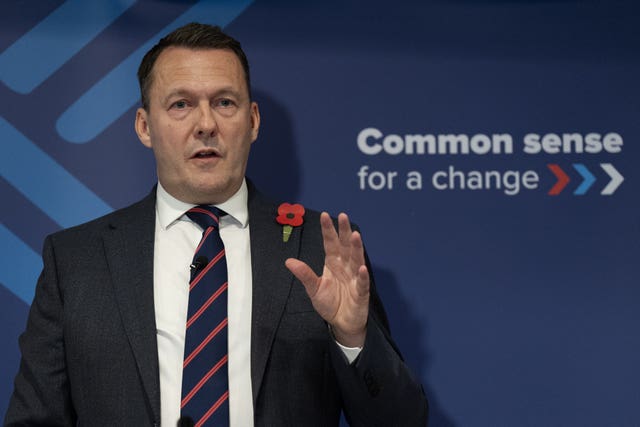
left=192, top=149, right=219, bottom=159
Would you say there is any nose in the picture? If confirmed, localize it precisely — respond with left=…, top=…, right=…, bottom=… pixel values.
left=195, top=103, right=217, bottom=138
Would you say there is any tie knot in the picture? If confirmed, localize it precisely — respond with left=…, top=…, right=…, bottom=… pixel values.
left=186, top=205, right=223, bottom=230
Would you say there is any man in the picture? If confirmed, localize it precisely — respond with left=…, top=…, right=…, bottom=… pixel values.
left=5, top=23, right=427, bottom=426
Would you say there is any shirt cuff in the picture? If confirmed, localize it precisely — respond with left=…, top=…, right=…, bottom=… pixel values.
left=335, top=340, right=362, bottom=364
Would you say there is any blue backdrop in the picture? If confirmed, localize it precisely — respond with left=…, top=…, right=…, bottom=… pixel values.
left=2, top=1, right=639, bottom=425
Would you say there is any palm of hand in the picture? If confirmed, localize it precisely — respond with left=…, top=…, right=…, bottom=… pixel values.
left=285, top=212, right=370, bottom=347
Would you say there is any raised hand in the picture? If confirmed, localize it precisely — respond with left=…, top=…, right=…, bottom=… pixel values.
left=285, top=212, right=370, bottom=347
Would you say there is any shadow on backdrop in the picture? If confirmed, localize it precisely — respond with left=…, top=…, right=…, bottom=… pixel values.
left=373, top=266, right=457, bottom=427
left=246, top=89, right=300, bottom=202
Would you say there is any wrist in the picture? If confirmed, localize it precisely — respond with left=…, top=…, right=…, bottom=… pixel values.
left=331, top=325, right=366, bottom=348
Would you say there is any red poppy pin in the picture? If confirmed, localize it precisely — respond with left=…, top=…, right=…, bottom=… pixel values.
left=276, top=203, right=305, bottom=242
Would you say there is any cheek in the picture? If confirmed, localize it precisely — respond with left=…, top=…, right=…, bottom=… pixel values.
left=153, top=139, right=182, bottom=169
left=156, top=127, right=186, bottom=153
left=234, top=137, right=252, bottom=159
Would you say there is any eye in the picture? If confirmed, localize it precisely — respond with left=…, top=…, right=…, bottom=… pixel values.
left=217, top=98, right=235, bottom=108
left=171, top=100, right=188, bottom=109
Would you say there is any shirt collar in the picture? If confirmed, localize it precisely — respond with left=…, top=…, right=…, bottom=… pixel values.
left=156, top=179, right=249, bottom=230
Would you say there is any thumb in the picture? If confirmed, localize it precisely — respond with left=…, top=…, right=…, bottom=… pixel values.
left=285, top=258, right=320, bottom=298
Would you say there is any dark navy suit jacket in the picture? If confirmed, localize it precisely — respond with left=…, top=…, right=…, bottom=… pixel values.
left=5, top=181, right=428, bottom=426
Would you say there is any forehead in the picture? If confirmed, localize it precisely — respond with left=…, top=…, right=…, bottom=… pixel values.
left=149, top=47, right=247, bottom=97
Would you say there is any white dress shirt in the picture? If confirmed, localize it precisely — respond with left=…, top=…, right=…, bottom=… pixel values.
left=153, top=179, right=361, bottom=427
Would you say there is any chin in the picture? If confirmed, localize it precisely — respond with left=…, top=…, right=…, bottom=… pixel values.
left=191, top=184, right=230, bottom=204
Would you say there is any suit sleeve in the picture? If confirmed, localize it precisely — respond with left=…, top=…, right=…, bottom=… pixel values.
left=328, top=253, right=429, bottom=427
left=4, top=235, right=76, bottom=426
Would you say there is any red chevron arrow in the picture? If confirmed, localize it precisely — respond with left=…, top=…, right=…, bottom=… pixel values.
left=548, top=164, right=570, bottom=195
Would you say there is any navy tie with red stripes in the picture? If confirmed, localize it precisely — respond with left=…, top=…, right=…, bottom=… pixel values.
left=181, top=205, right=229, bottom=426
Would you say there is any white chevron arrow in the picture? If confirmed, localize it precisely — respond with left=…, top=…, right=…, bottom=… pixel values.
left=600, top=163, right=624, bottom=195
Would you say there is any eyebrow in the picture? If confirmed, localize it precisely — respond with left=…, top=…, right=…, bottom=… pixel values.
left=161, top=87, right=243, bottom=105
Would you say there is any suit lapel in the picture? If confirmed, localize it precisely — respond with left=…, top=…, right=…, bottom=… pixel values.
left=247, top=183, right=302, bottom=405
left=102, top=191, right=161, bottom=422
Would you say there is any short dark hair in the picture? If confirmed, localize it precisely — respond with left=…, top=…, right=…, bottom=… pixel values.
left=137, top=22, right=251, bottom=110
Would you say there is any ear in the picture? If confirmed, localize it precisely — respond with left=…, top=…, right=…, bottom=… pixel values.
left=249, top=101, right=260, bottom=143
left=135, top=107, right=152, bottom=148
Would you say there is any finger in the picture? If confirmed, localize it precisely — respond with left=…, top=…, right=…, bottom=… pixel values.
left=349, top=230, right=367, bottom=273
left=320, top=212, right=339, bottom=257
left=285, top=258, right=321, bottom=297
left=356, top=264, right=370, bottom=298
left=337, top=213, right=353, bottom=249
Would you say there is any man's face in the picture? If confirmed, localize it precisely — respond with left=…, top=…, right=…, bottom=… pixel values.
left=135, top=47, right=260, bottom=204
